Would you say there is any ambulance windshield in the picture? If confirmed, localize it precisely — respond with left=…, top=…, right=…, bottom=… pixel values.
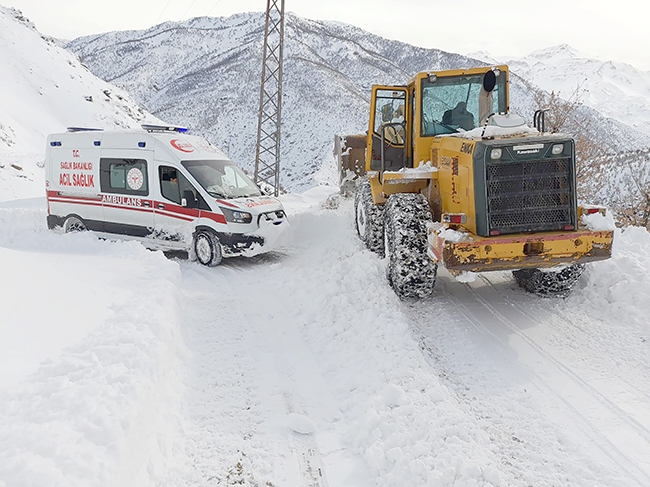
left=182, top=160, right=261, bottom=199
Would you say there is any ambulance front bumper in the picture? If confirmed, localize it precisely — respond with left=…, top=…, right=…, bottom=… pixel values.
left=221, top=209, right=291, bottom=257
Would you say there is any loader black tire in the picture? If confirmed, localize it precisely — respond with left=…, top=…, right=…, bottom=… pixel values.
left=512, top=264, right=585, bottom=297
left=384, top=193, right=437, bottom=299
left=354, top=178, right=384, bottom=255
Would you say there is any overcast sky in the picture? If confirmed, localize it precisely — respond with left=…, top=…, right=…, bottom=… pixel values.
left=6, top=0, right=650, bottom=70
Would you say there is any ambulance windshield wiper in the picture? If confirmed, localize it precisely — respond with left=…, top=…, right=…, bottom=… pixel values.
left=205, top=185, right=229, bottom=198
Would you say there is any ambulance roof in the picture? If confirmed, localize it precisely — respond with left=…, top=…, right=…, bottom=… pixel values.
left=47, top=126, right=229, bottom=161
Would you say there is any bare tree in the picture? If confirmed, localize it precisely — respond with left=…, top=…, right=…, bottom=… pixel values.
left=614, top=150, right=650, bottom=228
left=523, top=82, right=650, bottom=228
left=532, top=85, right=608, bottom=180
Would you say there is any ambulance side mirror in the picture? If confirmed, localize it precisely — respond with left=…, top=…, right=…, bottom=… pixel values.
left=182, top=190, right=198, bottom=208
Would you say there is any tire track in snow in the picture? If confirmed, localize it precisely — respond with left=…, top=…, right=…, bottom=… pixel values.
left=477, top=272, right=650, bottom=433
left=445, top=274, right=650, bottom=485
left=168, top=251, right=341, bottom=487
left=479, top=272, right=650, bottom=407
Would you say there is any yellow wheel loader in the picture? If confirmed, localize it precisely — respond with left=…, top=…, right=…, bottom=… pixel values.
left=337, top=65, right=613, bottom=298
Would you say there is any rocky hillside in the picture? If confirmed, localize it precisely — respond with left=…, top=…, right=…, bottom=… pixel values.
left=0, top=5, right=160, bottom=200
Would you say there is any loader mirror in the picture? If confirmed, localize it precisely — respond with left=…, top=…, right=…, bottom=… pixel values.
left=483, top=70, right=497, bottom=92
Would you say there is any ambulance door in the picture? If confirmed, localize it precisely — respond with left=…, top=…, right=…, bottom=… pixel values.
left=48, top=144, right=103, bottom=230
left=98, top=150, right=155, bottom=237
left=153, top=164, right=207, bottom=246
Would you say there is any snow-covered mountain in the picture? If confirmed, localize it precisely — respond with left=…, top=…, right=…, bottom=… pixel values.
left=473, top=44, right=650, bottom=137
left=66, top=13, right=648, bottom=192
left=0, top=6, right=160, bottom=200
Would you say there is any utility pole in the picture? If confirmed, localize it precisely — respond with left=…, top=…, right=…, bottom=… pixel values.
left=254, top=0, right=285, bottom=196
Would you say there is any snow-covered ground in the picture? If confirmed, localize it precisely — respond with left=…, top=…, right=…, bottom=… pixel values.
left=1, top=187, right=649, bottom=487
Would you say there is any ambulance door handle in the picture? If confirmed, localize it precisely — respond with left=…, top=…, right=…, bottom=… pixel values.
left=142, top=201, right=151, bottom=207
left=156, top=203, right=166, bottom=210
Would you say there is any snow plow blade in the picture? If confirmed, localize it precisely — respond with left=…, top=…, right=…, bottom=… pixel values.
left=334, top=134, right=366, bottom=195
left=428, top=229, right=614, bottom=273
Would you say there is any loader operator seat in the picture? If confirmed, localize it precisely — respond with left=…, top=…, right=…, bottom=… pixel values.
left=447, top=102, right=475, bottom=131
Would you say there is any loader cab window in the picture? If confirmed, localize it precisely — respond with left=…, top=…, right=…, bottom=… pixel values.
left=100, top=158, right=149, bottom=195
left=373, top=89, right=406, bottom=145
left=370, top=88, right=408, bottom=171
left=421, top=72, right=507, bottom=136
left=159, top=166, right=208, bottom=209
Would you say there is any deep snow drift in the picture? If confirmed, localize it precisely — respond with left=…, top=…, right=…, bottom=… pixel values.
left=1, top=190, right=649, bottom=487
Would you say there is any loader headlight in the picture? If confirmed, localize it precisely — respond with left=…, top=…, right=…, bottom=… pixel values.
left=552, top=143, right=564, bottom=155
left=220, top=207, right=253, bottom=224
left=490, top=148, right=502, bottom=160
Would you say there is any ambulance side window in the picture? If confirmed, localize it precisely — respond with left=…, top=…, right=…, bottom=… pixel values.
left=159, top=166, right=208, bottom=209
left=100, top=158, right=149, bottom=195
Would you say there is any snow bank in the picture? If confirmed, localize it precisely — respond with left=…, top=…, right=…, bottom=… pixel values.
left=277, top=204, right=506, bottom=486
left=279, top=185, right=340, bottom=214
left=0, top=201, right=187, bottom=487
left=576, top=226, right=650, bottom=326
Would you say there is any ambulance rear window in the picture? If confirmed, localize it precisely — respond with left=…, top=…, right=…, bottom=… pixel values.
left=100, top=158, right=149, bottom=195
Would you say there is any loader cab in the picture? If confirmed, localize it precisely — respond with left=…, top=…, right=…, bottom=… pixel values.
left=419, top=67, right=509, bottom=136
left=366, top=66, right=510, bottom=175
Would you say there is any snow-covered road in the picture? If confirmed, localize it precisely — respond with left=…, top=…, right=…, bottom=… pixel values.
left=412, top=271, right=650, bottom=486
left=1, top=190, right=649, bottom=486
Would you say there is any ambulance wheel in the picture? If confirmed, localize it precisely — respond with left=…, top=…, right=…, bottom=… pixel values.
left=384, top=193, right=437, bottom=299
left=512, top=264, right=585, bottom=297
left=194, top=230, right=223, bottom=267
left=355, top=178, right=384, bottom=255
left=63, top=215, right=87, bottom=233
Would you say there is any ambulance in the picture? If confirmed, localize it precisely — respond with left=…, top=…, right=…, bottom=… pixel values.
left=45, top=125, right=289, bottom=266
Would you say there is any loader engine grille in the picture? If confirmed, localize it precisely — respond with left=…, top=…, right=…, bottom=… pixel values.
left=486, top=157, right=574, bottom=234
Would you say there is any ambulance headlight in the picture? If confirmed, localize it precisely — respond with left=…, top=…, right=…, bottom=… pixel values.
left=490, top=148, right=502, bottom=160
left=552, top=143, right=564, bottom=155
left=220, top=207, right=253, bottom=224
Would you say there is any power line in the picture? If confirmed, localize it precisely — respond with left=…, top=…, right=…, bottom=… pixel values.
left=207, top=0, right=224, bottom=16
left=181, top=0, right=200, bottom=21
left=155, top=0, right=173, bottom=24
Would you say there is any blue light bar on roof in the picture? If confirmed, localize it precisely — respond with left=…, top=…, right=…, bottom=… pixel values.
left=141, top=124, right=189, bottom=133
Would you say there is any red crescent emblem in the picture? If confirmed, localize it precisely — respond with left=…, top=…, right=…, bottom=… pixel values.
left=170, top=139, right=195, bottom=153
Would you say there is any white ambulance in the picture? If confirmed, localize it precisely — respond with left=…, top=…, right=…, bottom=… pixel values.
left=45, top=125, right=289, bottom=266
